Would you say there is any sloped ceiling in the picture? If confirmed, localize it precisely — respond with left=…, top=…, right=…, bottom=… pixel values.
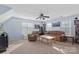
left=7, top=4, right=79, bottom=20
left=0, top=5, right=12, bottom=15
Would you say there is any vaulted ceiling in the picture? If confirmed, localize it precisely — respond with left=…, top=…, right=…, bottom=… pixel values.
left=7, top=4, right=79, bottom=20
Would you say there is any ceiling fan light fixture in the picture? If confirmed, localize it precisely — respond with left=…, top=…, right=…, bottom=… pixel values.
left=36, top=13, right=50, bottom=20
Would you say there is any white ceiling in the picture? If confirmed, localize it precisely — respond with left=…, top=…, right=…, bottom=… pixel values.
left=7, top=4, right=79, bottom=20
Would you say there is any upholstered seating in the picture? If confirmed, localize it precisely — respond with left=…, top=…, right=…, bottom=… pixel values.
left=28, top=31, right=65, bottom=42
left=28, top=34, right=38, bottom=41
left=45, top=31, right=65, bottom=42
left=28, top=31, right=41, bottom=41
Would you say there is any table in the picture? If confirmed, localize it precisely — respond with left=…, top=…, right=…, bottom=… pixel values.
left=65, top=35, right=75, bottom=45
left=39, top=35, right=55, bottom=45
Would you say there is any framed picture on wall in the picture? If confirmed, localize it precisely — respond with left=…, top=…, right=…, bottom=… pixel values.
left=52, top=21, right=60, bottom=27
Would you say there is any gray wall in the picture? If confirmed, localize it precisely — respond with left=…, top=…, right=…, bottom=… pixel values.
left=3, top=17, right=41, bottom=41
left=46, top=14, right=79, bottom=36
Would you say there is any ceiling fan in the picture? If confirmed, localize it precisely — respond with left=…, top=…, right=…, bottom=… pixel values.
left=36, top=13, right=50, bottom=20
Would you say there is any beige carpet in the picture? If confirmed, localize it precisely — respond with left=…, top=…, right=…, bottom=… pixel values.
left=3, top=39, right=79, bottom=54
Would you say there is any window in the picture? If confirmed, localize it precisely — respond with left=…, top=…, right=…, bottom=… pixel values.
left=46, top=23, right=52, bottom=31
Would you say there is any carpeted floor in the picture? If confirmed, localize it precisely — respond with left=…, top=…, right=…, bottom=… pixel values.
left=2, top=39, right=79, bottom=54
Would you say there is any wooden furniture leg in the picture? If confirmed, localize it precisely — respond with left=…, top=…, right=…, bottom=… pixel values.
left=48, top=39, right=52, bottom=45
left=72, top=37, right=75, bottom=45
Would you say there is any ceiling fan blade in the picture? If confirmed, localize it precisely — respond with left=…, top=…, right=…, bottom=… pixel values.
left=44, top=16, right=50, bottom=18
left=36, top=17, right=40, bottom=19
